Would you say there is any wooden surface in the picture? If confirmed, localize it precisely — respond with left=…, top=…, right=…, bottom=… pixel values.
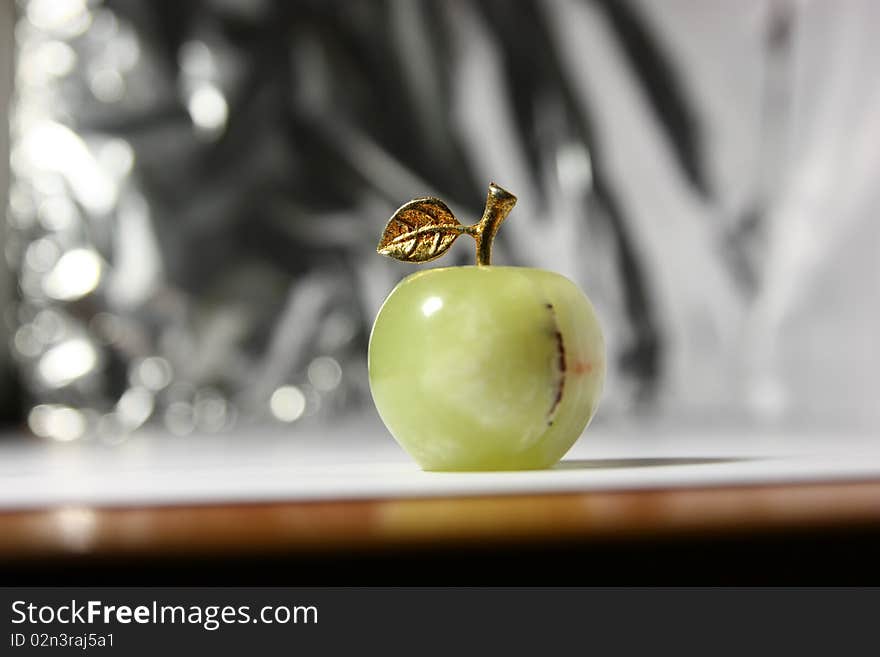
left=2, top=479, right=879, bottom=561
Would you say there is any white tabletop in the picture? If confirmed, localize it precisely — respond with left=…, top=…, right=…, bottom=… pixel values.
left=1, top=414, right=878, bottom=510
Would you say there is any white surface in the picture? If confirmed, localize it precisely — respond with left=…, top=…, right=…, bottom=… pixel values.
left=0, top=416, right=878, bottom=510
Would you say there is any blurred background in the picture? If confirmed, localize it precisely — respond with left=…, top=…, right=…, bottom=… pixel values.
left=2, top=0, right=879, bottom=443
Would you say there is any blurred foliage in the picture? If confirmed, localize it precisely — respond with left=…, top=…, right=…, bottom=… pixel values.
left=7, top=0, right=715, bottom=435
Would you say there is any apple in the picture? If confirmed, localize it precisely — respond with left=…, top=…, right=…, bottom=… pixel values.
left=369, top=183, right=605, bottom=470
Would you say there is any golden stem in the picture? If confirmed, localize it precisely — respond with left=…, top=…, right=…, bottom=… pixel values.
left=472, top=183, right=517, bottom=266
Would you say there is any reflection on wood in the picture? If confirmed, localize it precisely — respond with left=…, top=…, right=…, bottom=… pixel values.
left=1, top=480, right=878, bottom=559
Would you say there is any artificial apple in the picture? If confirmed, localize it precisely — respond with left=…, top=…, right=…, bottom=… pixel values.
left=369, top=183, right=604, bottom=471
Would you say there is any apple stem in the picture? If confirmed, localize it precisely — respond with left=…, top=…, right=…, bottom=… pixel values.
left=472, top=183, right=517, bottom=266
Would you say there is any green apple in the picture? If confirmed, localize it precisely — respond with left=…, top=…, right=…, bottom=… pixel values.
left=369, top=266, right=604, bottom=470
left=369, top=183, right=604, bottom=471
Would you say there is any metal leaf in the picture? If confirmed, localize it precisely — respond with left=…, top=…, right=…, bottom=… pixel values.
left=377, top=198, right=464, bottom=263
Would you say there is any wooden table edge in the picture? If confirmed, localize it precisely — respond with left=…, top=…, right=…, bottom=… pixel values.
left=1, top=478, right=879, bottom=560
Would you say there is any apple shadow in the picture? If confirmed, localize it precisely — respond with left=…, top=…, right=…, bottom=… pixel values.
left=554, top=456, right=759, bottom=471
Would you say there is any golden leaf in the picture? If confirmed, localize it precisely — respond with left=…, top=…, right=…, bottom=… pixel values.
left=377, top=198, right=465, bottom=263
